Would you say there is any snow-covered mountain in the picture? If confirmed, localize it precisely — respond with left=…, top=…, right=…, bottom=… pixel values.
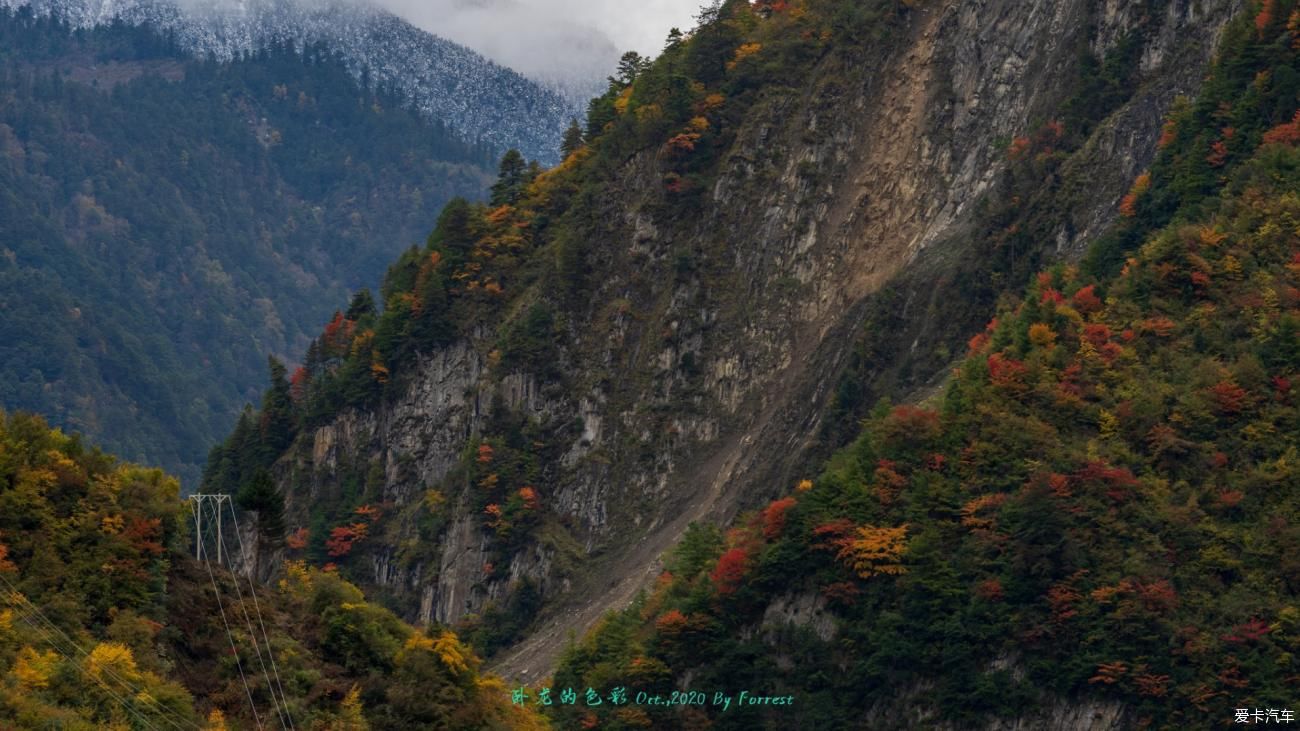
left=3, top=0, right=575, bottom=162
left=371, top=0, right=620, bottom=107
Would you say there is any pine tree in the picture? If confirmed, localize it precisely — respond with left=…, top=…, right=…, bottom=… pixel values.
left=664, top=27, right=684, bottom=52
left=345, top=288, right=376, bottom=321
left=259, top=356, right=294, bottom=460
left=489, top=149, right=527, bottom=206
left=586, top=94, right=617, bottom=139
left=561, top=118, right=584, bottom=157
left=236, top=468, right=286, bottom=545
left=611, top=51, right=649, bottom=87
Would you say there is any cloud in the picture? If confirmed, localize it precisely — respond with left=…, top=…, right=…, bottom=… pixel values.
left=370, top=0, right=704, bottom=90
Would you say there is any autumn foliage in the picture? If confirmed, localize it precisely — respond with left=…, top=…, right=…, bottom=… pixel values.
left=1208, top=380, right=1250, bottom=414
left=878, top=405, right=942, bottom=446
left=709, top=548, right=750, bottom=596
left=286, top=527, right=310, bottom=550
left=836, top=524, right=909, bottom=579
left=986, top=353, right=1028, bottom=388
left=1262, top=110, right=1300, bottom=145
left=326, top=523, right=369, bottom=557
left=654, top=609, right=689, bottom=638
left=1119, top=171, right=1151, bottom=217
left=1071, top=284, right=1102, bottom=314
left=519, top=486, right=540, bottom=510
left=761, top=497, right=797, bottom=539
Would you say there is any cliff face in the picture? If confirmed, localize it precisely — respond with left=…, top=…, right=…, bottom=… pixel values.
left=264, top=0, right=1241, bottom=681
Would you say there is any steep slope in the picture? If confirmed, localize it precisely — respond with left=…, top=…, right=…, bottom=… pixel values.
left=0, top=410, right=546, bottom=729
left=3, top=0, right=575, bottom=162
left=553, top=7, right=1300, bottom=726
left=208, top=0, right=1243, bottom=683
left=0, top=13, right=493, bottom=486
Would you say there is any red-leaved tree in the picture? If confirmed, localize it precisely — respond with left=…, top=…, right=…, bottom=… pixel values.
left=761, top=498, right=797, bottom=540
left=709, top=548, right=749, bottom=596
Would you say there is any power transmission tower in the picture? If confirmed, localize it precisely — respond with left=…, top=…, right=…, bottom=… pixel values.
left=189, top=494, right=232, bottom=564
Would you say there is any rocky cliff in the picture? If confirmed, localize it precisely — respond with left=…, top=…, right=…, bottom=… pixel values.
left=245, top=0, right=1242, bottom=683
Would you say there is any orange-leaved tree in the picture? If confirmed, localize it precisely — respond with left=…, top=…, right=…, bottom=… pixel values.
left=837, top=524, right=909, bottom=579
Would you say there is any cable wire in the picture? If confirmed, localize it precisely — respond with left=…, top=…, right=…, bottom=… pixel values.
left=0, top=574, right=197, bottom=730
left=8, top=604, right=164, bottom=730
left=227, top=504, right=295, bottom=730
left=220, top=510, right=289, bottom=731
left=195, top=500, right=264, bottom=730
left=0, top=574, right=199, bottom=730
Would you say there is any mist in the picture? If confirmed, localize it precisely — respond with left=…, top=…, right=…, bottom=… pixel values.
left=369, top=0, right=704, bottom=93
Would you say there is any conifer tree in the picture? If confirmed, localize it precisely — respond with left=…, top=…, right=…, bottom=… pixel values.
left=236, top=468, right=286, bottom=545
left=664, top=27, right=684, bottom=51
left=611, top=50, right=649, bottom=86
left=561, top=118, right=584, bottom=157
left=489, top=149, right=527, bottom=206
left=346, top=288, right=376, bottom=321
left=259, top=356, right=294, bottom=459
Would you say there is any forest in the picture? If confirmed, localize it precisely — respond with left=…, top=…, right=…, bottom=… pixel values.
left=0, top=410, right=547, bottom=728
left=0, top=9, right=496, bottom=486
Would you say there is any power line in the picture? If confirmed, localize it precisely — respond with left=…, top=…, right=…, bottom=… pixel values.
left=0, top=576, right=198, bottom=730
left=228, top=504, right=295, bottom=730
left=8, top=605, right=164, bottom=731
left=222, top=519, right=289, bottom=731
left=194, top=499, right=264, bottom=730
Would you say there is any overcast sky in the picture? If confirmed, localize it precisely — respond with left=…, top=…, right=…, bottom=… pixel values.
left=585, top=0, right=705, bottom=55
left=371, top=0, right=705, bottom=91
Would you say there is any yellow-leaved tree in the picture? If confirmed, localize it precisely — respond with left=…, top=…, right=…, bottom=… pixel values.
left=336, top=685, right=369, bottom=731
left=203, top=709, right=229, bottom=731
left=13, top=646, right=59, bottom=690
left=85, top=642, right=140, bottom=683
left=838, top=524, right=910, bottom=578
left=432, top=630, right=472, bottom=676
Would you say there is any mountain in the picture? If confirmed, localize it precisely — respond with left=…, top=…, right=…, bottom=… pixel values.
left=0, top=410, right=547, bottom=729
left=552, top=4, right=1300, bottom=726
left=369, top=0, right=623, bottom=107
left=1, top=0, right=1294, bottom=724
left=3, top=0, right=576, bottom=163
left=202, top=0, right=1273, bottom=711
left=0, top=11, right=495, bottom=486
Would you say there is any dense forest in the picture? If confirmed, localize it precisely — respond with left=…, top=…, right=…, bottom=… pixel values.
left=0, top=9, right=496, bottom=486
left=0, top=410, right=547, bottom=729
left=4, top=0, right=578, bottom=163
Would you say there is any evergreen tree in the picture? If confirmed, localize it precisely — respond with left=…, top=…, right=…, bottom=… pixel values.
left=304, top=338, right=323, bottom=371
left=586, top=93, right=617, bottom=139
left=664, top=27, right=684, bottom=52
left=346, top=288, right=376, bottom=321
left=561, top=118, right=584, bottom=157
left=426, top=198, right=478, bottom=260
left=611, top=50, right=649, bottom=87
left=489, top=149, right=527, bottom=206
left=259, top=356, right=295, bottom=460
left=235, top=468, right=286, bottom=545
